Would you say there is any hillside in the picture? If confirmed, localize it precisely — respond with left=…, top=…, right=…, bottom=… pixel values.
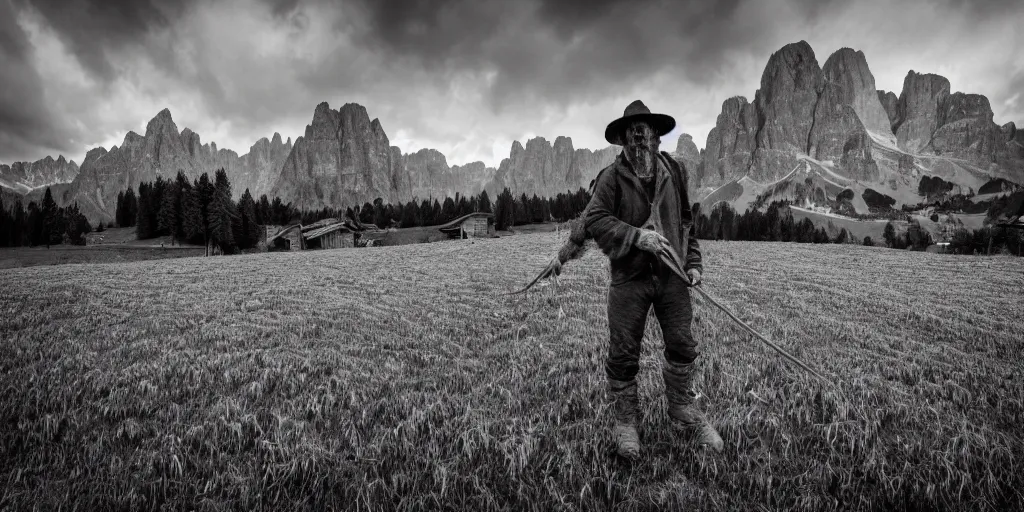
left=1, top=235, right=1021, bottom=510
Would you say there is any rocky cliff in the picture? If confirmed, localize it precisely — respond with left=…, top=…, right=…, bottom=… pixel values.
left=237, top=133, right=293, bottom=198
left=893, top=72, right=950, bottom=153
left=694, top=40, right=1023, bottom=212
left=0, top=155, right=79, bottom=193
left=397, top=149, right=497, bottom=201
left=877, top=90, right=900, bottom=131
left=673, top=133, right=702, bottom=197
left=490, top=136, right=617, bottom=198
left=808, top=48, right=883, bottom=182
left=703, top=95, right=759, bottom=190
left=268, top=102, right=409, bottom=211
left=63, top=109, right=295, bottom=223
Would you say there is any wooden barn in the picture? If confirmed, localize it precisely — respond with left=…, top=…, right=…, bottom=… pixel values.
left=437, top=212, right=494, bottom=239
left=304, top=223, right=354, bottom=249
left=257, top=225, right=284, bottom=251
left=268, top=224, right=305, bottom=251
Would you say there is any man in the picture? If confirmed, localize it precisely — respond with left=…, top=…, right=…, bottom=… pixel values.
left=585, top=100, right=723, bottom=459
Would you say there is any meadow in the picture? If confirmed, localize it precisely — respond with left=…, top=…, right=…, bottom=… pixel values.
left=1, top=233, right=1021, bottom=511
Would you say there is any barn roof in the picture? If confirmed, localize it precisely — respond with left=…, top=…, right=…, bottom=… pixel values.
left=997, top=215, right=1024, bottom=230
left=268, top=224, right=303, bottom=243
left=341, top=219, right=383, bottom=232
left=304, top=222, right=351, bottom=240
left=437, top=212, right=495, bottom=231
left=303, top=218, right=341, bottom=232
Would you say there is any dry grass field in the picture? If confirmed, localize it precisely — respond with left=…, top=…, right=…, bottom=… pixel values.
left=1, top=233, right=1022, bottom=511
left=0, top=245, right=206, bottom=269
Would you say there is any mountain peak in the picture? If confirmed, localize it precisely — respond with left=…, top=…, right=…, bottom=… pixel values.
left=146, top=108, right=179, bottom=137
left=821, top=46, right=894, bottom=139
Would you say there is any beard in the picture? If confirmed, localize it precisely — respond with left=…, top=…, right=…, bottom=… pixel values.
left=625, top=140, right=659, bottom=180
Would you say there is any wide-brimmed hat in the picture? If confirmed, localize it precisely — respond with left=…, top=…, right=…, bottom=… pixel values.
left=604, top=100, right=676, bottom=145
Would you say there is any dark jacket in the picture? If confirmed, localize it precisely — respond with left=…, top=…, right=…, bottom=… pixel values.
left=584, top=151, right=702, bottom=285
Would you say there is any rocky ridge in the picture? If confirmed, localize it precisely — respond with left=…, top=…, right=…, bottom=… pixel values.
left=66, top=109, right=294, bottom=223
left=0, top=155, right=79, bottom=193
left=268, top=102, right=410, bottom=212
left=695, top=40, right=1024, bottom=210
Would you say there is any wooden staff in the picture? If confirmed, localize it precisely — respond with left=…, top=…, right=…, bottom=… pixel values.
left=656, top=243, right=828, bottom=383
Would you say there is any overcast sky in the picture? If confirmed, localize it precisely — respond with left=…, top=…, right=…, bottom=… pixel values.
left=1, top=0, right=1022, bottom=168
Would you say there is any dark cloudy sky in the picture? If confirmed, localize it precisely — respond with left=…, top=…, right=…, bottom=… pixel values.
left=1, top=0, right=1022, bottom=168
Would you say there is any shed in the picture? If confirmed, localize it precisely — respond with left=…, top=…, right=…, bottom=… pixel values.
left=437, top=212, right=494, bottom=239
left=258, top=225, right=285, bottom=251
left=268, top=224, right=305, bottom=251
left=304, top=223, right=354, bottom=249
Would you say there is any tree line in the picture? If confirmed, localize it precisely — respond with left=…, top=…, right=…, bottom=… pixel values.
left=0, top=188, right=92, bottom=247
left=695, top=200, right=1022, bottom=256
left=10, top=171, right=1015, bottom=256
left=696, top=200, right=934, bottom=249
left=492, top=187, right=592, bottom=231
left=113, top=169, right=265, bottom=255
left=694, top=201, right=858, bottom=245
left=114, top=171, right=594, bottom=253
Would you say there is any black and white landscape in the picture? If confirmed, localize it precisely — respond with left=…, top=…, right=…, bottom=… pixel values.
left=1, top=0, right=1022, bottom=510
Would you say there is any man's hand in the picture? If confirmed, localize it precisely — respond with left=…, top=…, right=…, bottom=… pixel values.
left=635, top=229, right=669, bottom=253
left=687, top=269, right=702, bottom=286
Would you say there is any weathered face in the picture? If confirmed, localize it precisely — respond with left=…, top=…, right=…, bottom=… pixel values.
left=623, top=120, right=659, bottom=179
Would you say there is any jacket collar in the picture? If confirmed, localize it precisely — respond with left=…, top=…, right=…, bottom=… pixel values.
left=615, top=151, right=673, bottom=203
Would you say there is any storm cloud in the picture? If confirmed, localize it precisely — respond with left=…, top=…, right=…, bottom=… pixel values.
left=1, top=0, right=1022, bottom=168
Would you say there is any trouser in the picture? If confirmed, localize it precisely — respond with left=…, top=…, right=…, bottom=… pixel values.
left=606, top=267, right=698, bottom=382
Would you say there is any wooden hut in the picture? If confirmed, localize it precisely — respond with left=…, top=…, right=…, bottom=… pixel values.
left=268, top=224, right=305, bottom=251
left=437, top=212, right=494, bottom=239
left=257, top=225, right=284, bottom=251
left=304, top=223, right=354, bottom=249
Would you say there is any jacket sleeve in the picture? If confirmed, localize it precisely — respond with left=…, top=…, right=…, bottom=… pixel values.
left=684, top=223, right=703, bottom=274
left=667, top=154, right=703, bottom=274
left=584, top=168, right=640, bottom=261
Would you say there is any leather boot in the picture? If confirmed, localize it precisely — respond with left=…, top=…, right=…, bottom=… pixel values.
left=607, top=378, right=641, bottom=460
left=662, top=359, right=724, bottom=452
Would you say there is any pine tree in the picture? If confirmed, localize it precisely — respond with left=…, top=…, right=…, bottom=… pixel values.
left=27, top=202, right=42, bottom=246
left=210, top=169, right=238, bottom=254
left=171, top=171, right=191, bottom=244
left=441, top=197, right=456, bottom=223
left=271, top=197, right=286, bottom=225
left=0, top=195, right=7, bottom=247
left=494, top=187, right=515, bottom=230
left=136, top=182, right=150, bottom=239
left=883, top=221, right=897, bottom=248
left=403, top=201, right=419, bottom=227
left=12, top=200, right=26, bottom=247
left=187, top=173, right=216, bottom=255
left=478, top=190, right=492, bottom=213
left=257, top=195, right=271, bottom=225
left=127, top=188, right=138, bottom=227
left=41, top=187, right=59, bottom=247
left=237, top=189, right=260, bottom=250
